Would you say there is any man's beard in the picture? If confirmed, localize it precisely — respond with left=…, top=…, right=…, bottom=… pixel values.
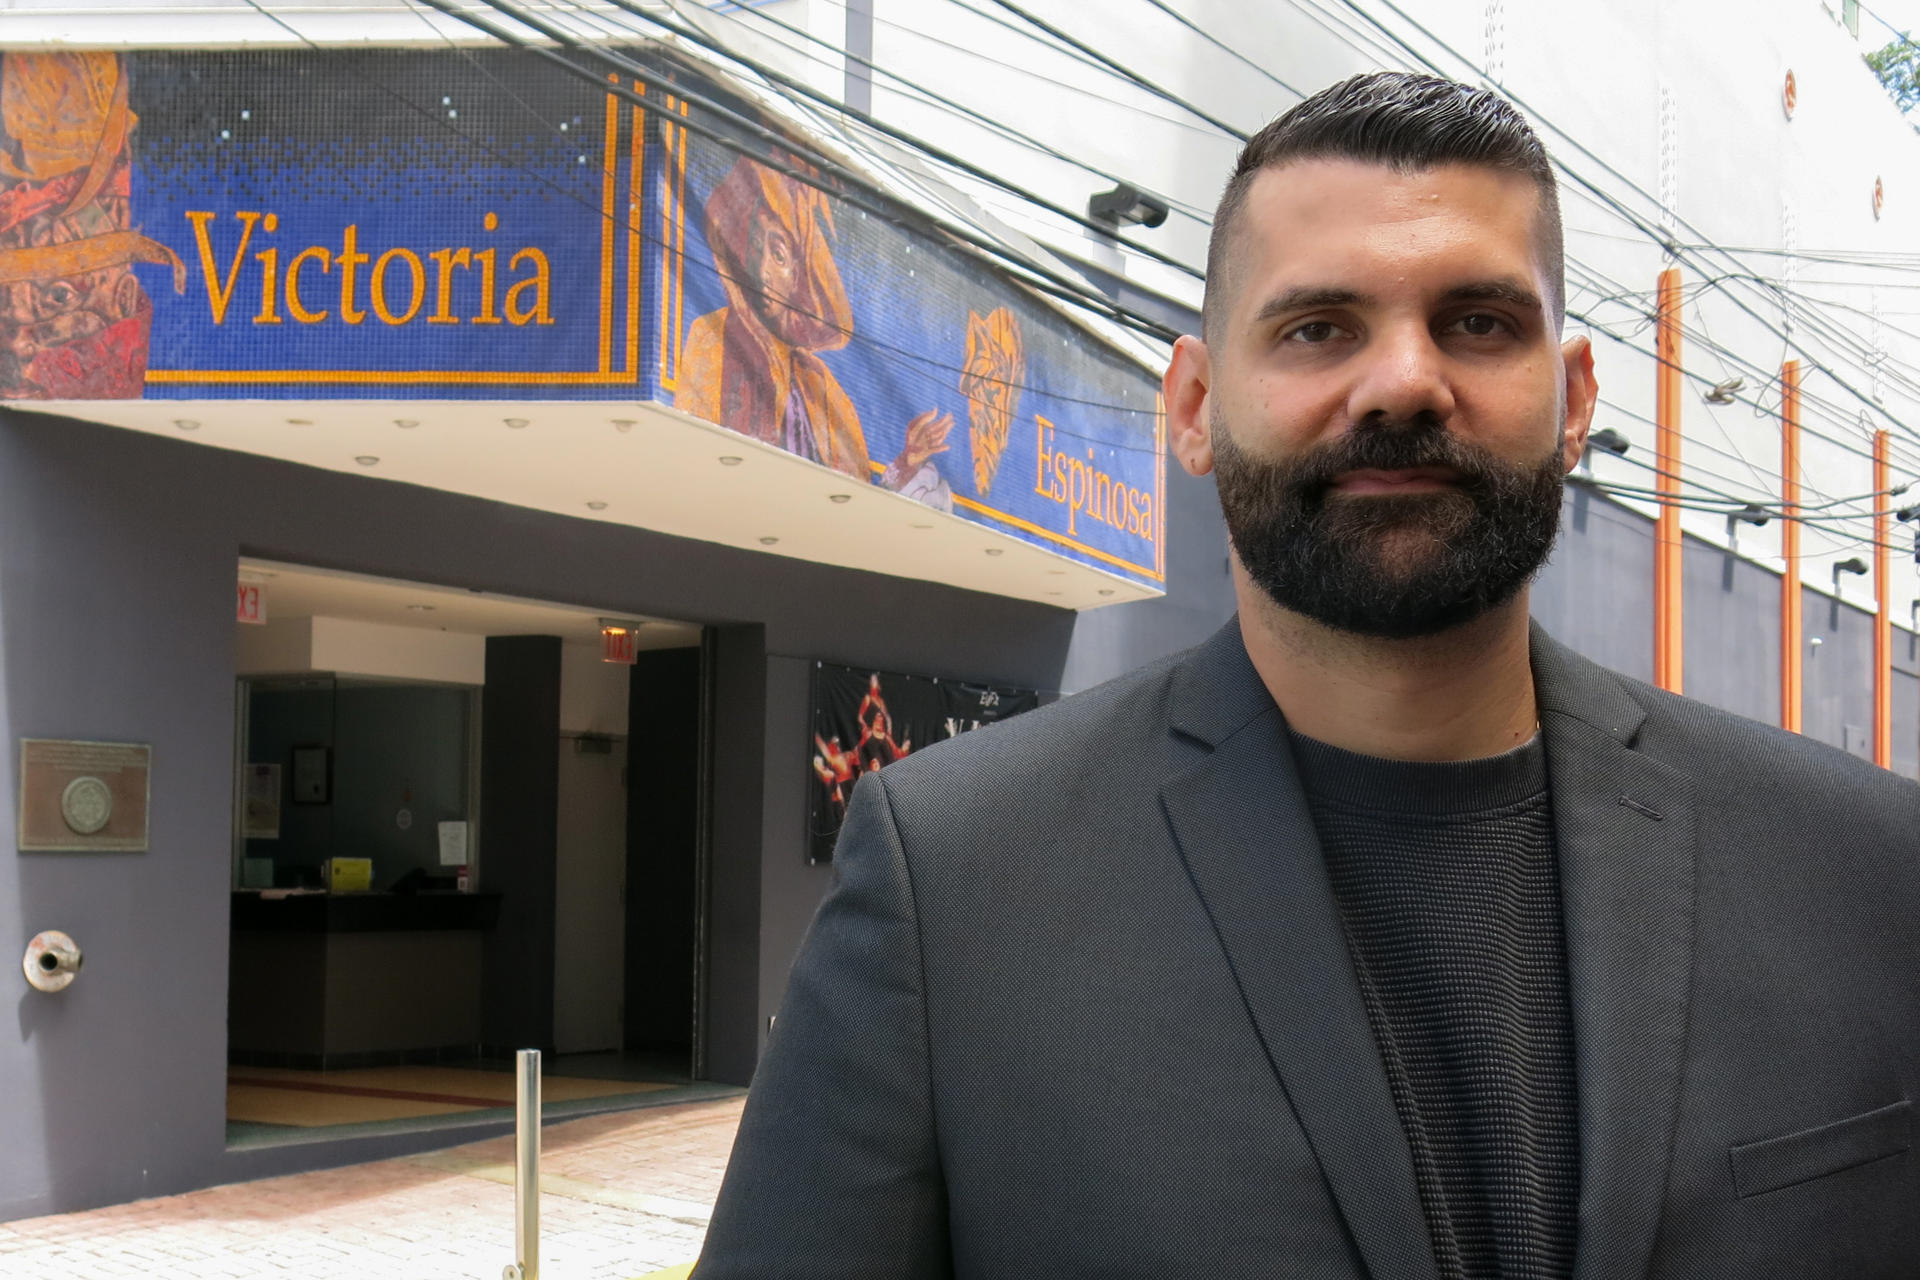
left=1211, top=410, right=1567, bottom=639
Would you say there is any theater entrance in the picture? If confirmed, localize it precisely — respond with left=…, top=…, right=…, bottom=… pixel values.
left=225, top=560, right=719, bottom=1146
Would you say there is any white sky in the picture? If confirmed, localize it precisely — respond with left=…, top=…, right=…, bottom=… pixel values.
left=1862, top=0, right=1920, bottom=44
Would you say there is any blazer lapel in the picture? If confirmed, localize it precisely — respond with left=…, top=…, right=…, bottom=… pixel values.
left=1532, top=626, right=1698, bottom=1280
left=1161, top=623, right=1441, bottom=1280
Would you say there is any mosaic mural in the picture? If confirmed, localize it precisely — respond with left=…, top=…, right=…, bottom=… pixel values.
left=12, top=46, right=1164, bottom=586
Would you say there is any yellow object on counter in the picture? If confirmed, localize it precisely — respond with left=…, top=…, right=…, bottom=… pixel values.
left=323, top=858, right=373, bottom=892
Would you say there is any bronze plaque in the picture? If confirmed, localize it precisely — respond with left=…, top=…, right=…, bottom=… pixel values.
left=18, top=739, right=151, bottom=852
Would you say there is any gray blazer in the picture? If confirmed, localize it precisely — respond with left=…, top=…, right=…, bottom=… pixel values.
left=696, top=620, right=1918, bottom=1278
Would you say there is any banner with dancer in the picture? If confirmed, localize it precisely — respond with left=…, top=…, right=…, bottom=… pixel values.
left=808, top=661, right=1039, bottom=863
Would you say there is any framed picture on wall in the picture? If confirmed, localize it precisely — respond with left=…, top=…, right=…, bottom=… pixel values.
left=242, top=763, right=281, bottom=838
left=291, top=745, right=330, bottom=805
left=807, top=663, right=1040, bottom=864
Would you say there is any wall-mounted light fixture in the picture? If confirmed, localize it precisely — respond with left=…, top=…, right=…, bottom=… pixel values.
left=1087, top=182, right=1170, bottom=229
left=1833, top=557, right=1869, bottom=595
left=1577, top=426, right=1631, bottom=477
left=1725, top=503, right=1769, bottom=552
left=1587, top=427, right=1631, bottom=456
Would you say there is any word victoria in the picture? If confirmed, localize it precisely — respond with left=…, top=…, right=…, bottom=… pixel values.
left=184, top=211, right=554, bottom=328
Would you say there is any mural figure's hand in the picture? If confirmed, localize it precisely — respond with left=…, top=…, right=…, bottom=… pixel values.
left=893, top=409, right=953, bottom=478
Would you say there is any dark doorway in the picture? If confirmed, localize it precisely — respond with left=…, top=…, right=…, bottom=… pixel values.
left=624, top=646, right=704, bottom=1070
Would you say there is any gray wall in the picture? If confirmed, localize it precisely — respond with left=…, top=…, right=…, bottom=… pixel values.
left=1061, top=465, right=1236, bottom=693
left=0, top=410, right=1084, bottom=1221
left=1805, top=584, right=1881, bottom=762
left=1537, top=484, right=1917, bottom=776
left=1532, top=484, right=1657, bottom=683
left=1681, top=536, right=1783, bottom=728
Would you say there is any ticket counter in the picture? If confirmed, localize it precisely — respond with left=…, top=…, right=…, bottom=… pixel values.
left=228, top=891, right=501, bottom=1069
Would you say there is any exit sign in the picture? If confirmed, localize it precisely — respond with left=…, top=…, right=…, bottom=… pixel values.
left=237, top=580, right=266, bottom=625
left=602, top=626, right=637, bottom=664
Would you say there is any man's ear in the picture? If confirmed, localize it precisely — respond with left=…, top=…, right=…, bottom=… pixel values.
left=1559, top=332, right=1598, bottom=475
left=1165, top=334, right=1215, bottom=477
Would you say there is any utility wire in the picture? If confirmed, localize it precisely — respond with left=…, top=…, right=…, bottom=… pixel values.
left=543, top=0, right=1203, bottom=280
left=690, top=0, right=1216, bottom=225
left=950, top=0, right=1920, bottom=476
left=419, top=0, right=1183, bottom=342
left=975, top=0, right=1251, bottom=139
left=1337, top=0, right=1919, bottom=460
left=1139, top=0, right=1304, bottom=100
left=850, top=0, right=1239, bottom=140
left=240, top=0, right=1173, bottom=436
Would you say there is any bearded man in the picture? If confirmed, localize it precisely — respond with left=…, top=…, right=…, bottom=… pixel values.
left=694, top=73, right=1919, bottom=1280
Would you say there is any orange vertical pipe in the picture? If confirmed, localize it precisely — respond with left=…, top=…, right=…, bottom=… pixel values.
left=1654, top=267, right=1684, bottom=693
left=1780, top=361, right=1803, bottom=733
left=1874, top=429, right=1893, bottom=768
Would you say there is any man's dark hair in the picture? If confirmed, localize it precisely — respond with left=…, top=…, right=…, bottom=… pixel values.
left=1202, top=72, right=1563, bottom=344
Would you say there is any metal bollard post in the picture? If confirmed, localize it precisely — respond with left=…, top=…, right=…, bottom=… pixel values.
left=502, top=1048, right=541, bottom=1280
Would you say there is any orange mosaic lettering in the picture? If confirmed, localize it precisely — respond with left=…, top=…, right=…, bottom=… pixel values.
left=182, top=210, right=554, bottom=329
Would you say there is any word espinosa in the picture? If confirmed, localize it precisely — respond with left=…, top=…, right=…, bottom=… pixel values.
left=184, top=211, right=553, bottom=327
left=1033, top=415, right=1153, bottom=540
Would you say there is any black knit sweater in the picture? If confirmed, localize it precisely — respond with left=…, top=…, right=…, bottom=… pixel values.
left=1291, top=732, right=1579, bottom=1280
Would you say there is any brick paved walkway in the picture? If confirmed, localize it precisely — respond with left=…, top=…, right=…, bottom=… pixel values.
left=0, top=1096, right=745, bottom=1280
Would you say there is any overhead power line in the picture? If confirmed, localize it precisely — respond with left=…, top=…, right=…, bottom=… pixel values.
left=1336, top=0, right=1918, bottom=460
left=240, top=0, right=1175, bottom=436
left=412, top=0, right=1184, bottom=342
left=687, top=0, right=1216, bottom=225
left=558, top=0, right=1204, bottom=280
left=1139, top=0, right=1305, bottom=101
left=977, top=0, right=1251, bottom=139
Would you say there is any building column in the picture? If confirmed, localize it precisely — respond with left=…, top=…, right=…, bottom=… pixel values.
left=1654, top=266, right=1684, bottom=693
left=1874, top=429, right=1893, bottom=768
left=1780, top=360, right=1802, bottom=733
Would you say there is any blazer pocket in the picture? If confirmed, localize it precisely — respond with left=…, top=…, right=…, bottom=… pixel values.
left=1731, top=1099, right=1911, bottom=1199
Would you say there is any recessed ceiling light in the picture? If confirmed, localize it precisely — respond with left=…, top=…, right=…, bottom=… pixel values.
left=758, top=535, right=780, bottom=545
left=984, top=548, right=1005, bottom=556
left=828, top=493, right=852, bottom=504
left=394, top=419, right=419, bottom=429
left=285, top=417, right=313, bottom=426
left=611, top=419, right=636, bottom=433
left=718, top=455, right=744, bottom=466
left=173, top=419, right=199, bottom=431
left=407, top=603, right=436, bottom=612
left=504, top=417, right=529, bottom=429
left=354, top=455, right=379, bottom=466
left=585, top=500, right=608, bottom=511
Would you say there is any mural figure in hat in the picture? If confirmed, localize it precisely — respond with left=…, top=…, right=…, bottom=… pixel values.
left=0, top=51, right=184, bottom=399
left=677, top=152, right=953, bottom=509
